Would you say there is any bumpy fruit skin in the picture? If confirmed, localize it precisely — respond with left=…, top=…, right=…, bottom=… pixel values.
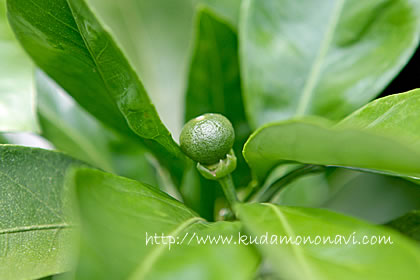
left=180, top=113, right=235, bottom=165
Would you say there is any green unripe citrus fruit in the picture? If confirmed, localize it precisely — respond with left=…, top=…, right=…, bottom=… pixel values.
left=180, top=113, right=235, bottom=165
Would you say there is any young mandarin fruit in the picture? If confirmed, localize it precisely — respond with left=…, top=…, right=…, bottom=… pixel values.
left=180, top=113, right=235, bottom=165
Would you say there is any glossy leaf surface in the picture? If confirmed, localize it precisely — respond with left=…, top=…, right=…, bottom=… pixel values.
left=74, top=168, right=259, bottom=280
left=339, top=89, right=420, bottom=144
left=85, top=0, right=241, bottom=137
left=237, top=203, right=420, bottom=280
left=85, top=0, right=196, bottom=138
left=7, top=0, right=186, bottom=183
left=240, top=0, right=420, bottom=128
left=244, top=90, right=420, bottom=180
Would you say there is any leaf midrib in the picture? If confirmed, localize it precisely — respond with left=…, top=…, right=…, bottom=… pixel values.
left=295, top=0, right=345, bottom=116
left=264, top=203, right=317, bottom=280
left=64, top=0, right=119, bottom=115
left=128, top=216, right=205, bottom=280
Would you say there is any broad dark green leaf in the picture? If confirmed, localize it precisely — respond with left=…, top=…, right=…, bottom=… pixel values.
left=199, top=0, right=242, bottom=29
left=185, top=9, right=249, bottom=149
left=7, top=0, right=186, bottom=183
left=324, top=169, right=420, bottom=224
left=184, top=8, right=251, bottom=216
left=387, top=211, right=420, bottom=242
left=36, top=70, right=158, bottom=186
left=85, top=0, right=240, bottom=138
left=243, top=89, right=420, bottom=180
left=240, top=0, right=420, bottom=128
left=0, top=145, right=83, bottom=280
left=85, top=0, right=196, bottom=138
left=183, top=9, right=234, bottom=218
left=0, top=1, right=37, bottom=132
left=237, top=203, right=420, bottom=280
left=73, top=168, right=259, bottom=280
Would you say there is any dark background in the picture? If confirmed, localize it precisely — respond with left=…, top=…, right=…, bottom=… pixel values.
left=381, top=46, right=420, bottom=97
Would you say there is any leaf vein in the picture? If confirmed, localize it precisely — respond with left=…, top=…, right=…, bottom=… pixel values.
left=27, top=0, right=79, bottom=33
left=0, top=170, right=64, bottom=220
left=0, top=223, right=72, bottom=235
left=295, top=0, right=345, bottom=116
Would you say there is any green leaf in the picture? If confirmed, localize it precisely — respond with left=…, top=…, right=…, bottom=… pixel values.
left=339, top=88, right=420, bottom=143
left=0, top=1, right=38, bottom=133
left=237, top=203, right=420, bottom=280
left=73, top=168, right=259, bottom=279
left=269, top=167, right=420, bottom=224
left=37, top=273, right=72, bottom=280
left=0, top=145, right=83, bottom=280
left=185, top=9, right=250, bottom=149
left=36, top=70, right=158, bottom=186
left=243, top=117, right=420, bottom=180
left=324, top=169, right=420, bottom=224
left=130, top=221, right=260, bottom=280
left=7, top=0, right=186, bottom=184
left=199, top=0, right=242, bottom=29
left=240, top=0, right=420, bottom=128
left=84, top=0, right=240, bottom=138
left=243, top=89, right=420, bottom=180
left=387, top=211, right=420, bottom=242
left=180, top=163, right=219, bottom=221
left=183, top=8, right=251, bottom=214
left=84, top=0, right=196, bottom=138
left=271, top=171, right=330, bottom=207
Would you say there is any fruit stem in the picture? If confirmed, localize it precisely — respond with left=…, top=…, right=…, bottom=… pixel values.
left=218, top=174, right=239, bottom=208
left=249, top=164, right=325, bottom=203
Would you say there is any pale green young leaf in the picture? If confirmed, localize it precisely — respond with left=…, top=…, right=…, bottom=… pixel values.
left=243, top=89, right=420, bottom=180
left=237, top=203, right=420, bottom=280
